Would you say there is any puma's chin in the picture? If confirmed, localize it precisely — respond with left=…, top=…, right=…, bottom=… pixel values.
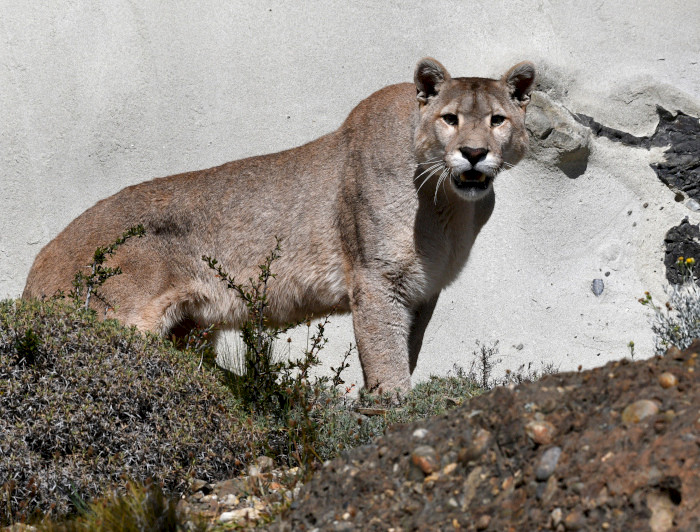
left=451, top=169, right=493, bottom=200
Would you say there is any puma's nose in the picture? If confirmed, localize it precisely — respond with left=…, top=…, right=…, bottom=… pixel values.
left=459, top=147, right=488, bottom=166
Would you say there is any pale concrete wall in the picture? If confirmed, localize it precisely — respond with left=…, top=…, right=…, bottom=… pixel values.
left=3, top=1, right=699, bottom=387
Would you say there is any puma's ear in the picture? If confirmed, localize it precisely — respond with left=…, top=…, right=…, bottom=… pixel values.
left=414, top=57, right=451, bottom=104
left=503, top=61, right=536, bottom=107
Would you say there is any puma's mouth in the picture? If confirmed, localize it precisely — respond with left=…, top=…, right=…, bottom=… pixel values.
left=453, top=169, right=491, bottom=190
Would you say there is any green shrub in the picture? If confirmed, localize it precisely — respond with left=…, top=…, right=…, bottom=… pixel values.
left=69, top=225, right=145, bottom=311
left=204, top=241, right=350, bottom=470
left=0, top=299, right=254, bottom=526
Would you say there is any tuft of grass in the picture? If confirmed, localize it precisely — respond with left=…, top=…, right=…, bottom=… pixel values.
left=201, top=240, right=489, bottom=473
left=310, top=366, right=485, bottom=460
left=36, top=481, right=207, bottom=532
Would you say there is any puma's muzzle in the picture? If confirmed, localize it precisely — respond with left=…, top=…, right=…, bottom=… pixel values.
left=453, top=169, right=491, bottom=191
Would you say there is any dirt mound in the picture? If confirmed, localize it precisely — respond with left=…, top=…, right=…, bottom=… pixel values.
left=275, top=342, right=700, bottom=531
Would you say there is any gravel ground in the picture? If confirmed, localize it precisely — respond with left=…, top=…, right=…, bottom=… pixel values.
left=272, top=341, right=700, bottom=531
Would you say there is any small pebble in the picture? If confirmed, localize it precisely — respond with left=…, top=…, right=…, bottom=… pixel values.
left=687, top=198, right=700, bottom=212
left=219, top=507, right=259, bottom=523
left=411, top=445, right=439, bottom=475
left=475, top=514, right=491, bottom=530
left=658, top=372, right=678, bottom=388
left=442, top=462, right=458, bottom=475
left=564, top=510, right=585, bottom=530
left=412, top=428, right=429, bottom=439
left=525, top=420, right=556, bottom=445
left=459, top=428, right=492, bottom=462
left=622, top=399, right=659, bottom=424
left=535, top=446, right=562, bottom=481
left=550, top=507, right=563, bottom=527
left=190, top=479, right=211, bottom=494
left=221, top=493, right=239, bottom=506
left=591, top=279, right=604, bottom=296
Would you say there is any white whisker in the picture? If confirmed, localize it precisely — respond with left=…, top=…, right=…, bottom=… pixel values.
left=434, top=168, right=449, bottom=204
left=417, top=166, right=443, bottom=193
left=415, top=158, right=443, bottom=166
left=442, top=169, right=451, bottom=198
left=414, top=162, right=443, bottom=182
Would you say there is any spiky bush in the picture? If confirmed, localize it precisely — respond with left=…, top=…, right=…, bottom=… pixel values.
left=0, top=298, right=253, bottom=525
left=641, top=257, right=700, bottom=354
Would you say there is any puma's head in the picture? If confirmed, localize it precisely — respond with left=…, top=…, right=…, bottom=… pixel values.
left=413, top=58, right=536, bottom=201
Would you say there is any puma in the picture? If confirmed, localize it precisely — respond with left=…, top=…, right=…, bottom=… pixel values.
left=23, top=58, right=535, bottom=392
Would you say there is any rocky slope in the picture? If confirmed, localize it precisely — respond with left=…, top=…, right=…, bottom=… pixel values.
left=275, top=342, right=700, bottom=531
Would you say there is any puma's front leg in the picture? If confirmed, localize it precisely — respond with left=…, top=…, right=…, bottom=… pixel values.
left=349, top=272, right=413, bottom=394
left=408, top=293, right=440, bottom=374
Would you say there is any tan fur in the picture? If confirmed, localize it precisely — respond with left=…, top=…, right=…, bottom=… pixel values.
left=23, top=58, right=535, bottom=392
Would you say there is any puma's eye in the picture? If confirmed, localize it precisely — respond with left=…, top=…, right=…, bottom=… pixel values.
left=491, top=115, right=506, bottom=127
left=442, top=114, right=459, bottom=126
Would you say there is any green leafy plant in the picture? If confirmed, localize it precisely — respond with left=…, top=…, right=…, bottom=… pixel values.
left=70, top=225, right=145, bottom=311
left=13, top=327, right=41, bottom=366
left=203, top=238, right=288, bottom=412
left=203, top=240, right=352, bottom=469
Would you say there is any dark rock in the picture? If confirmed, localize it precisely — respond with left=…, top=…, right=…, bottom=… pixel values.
left=650, top=108, right=700, bottom=201
left=664, top=218, right=700, bottom=284
left=574, top=113, right=650, bottom=147
left=577, top=107, right=700, bottom=201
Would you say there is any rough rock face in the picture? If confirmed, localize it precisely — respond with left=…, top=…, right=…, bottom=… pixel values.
left=650, top=109, right=700, bottom=205
left=548, top=100, right=700, bottom=287
left=275, top=342, right=700, bottom=531
left=665, top=218, right=700, bottom=284
left=575, top=106, right=700, bottom=205
left=526, top=92, right=591, bottom=179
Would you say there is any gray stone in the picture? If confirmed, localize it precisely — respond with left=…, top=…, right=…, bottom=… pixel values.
left=687, top=199, right=700, bottom=212
left=535, top=446, right=562, bottom=481
left=526, top=92, right=591, bottom=178
left=591, top=279, right=604, bottom=296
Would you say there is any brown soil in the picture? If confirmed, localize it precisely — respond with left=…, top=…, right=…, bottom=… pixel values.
left=272, top=341, right=700, bottom=531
